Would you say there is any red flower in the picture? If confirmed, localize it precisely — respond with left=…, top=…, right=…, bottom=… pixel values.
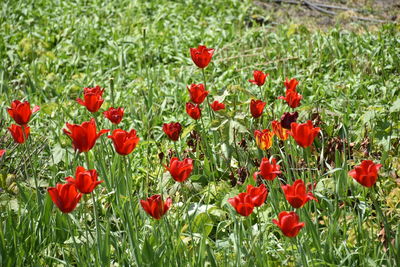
left=348, top=160, right=382, bottom=187
left=76, top=85, right=105, bottom=113
left=8, top=124, right=30, bottom=144
left=278, top=89, right=302, bottom=108
left=108, top=129, right=140, bottom=156
left=186, top=102, right=201, bottom=120
left=282, top=179, right=317, bottom=208
left=284, top=78, right=299, bottom=91
left=210, top=101, right=225, bottom=111
left=65, top=166, right=103, bottom=194
left=228, top=192, right=254, bottom=216
left=103, top=107, right=124, bottom=124
left=162, top=122, right=182, bottom=141
left=271, top=120, right=289, bottom=140
left=165, top=157, right=194, bottom=183
left=288, top=120, right=320, bottom=148
left=272, top=211, right=305, bottom=237
left=280, top=112, right=298, bottom=130
left=250, top=99, right=266, bottom=118
left=188, top=84, right=209, bottom=104
left=47, top=183, right=82, bottom=213
left=0, top=150, right=5, bottom=158
left=249, top=70, right=269, bottom=86
left=63, top=118, right=109, bottom=153
left=7, top=100, right=39, bottom=125
left=190, top=45, right=214, bottom=68
left=140, top=195, right=172, bottom=219
left=254, top=129, right=274, bottom=150
left=253, top=158, right=281, bottom=181
left=246, top=184, right=268, bottom=207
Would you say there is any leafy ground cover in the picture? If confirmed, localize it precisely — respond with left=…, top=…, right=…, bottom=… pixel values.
left=1, top=0, right=399, bottom=265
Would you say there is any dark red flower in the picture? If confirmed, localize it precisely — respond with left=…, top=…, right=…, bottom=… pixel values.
left=272, top=211, right=305, bottom=237
left=76, top=85, right=105, bottom=113
left=250, top=99, right=266, bottom=118
left=163, top=122, right=182, bottom=141
left=253, top=158, right=281, bottom=181
left=278, top=89, right=302, bottom=108
left=186, top=102, right=201, bottom=120
left=7, top=100, right=40, bottom=125
left=282, top=179, right=317, bottom=208
left=348, top=160, right=382, bottom=187
left=249, top=70, right=269, bottom=86
left=63, top=118, right=109, bottom=153
left=165, top=157, right=194, bottom=183
left=210, top=100, right=225, bottom=111
left=254, top=129, right=274, bottom=150
left=0, top=150, right=5, bottom=158
left=280, top=112, right=298, bottom=130
left=65, top=166, right=103, bottom=194
left=228, top=192, right=254, bottom=216
left=8, top=124, right=30, bottom=144
left=188, top=84, right=209, bottom=104
left=284, top=78, right=299, bottom=91
left=108, top=129, right=140, bottom=155
left=288, top=120, right=320, bottom=148
left=246, top=184, right=268, bottom=207
left=140, top=195, right=172, bottom=219
left=190, top=45, right=214, bottom=68
left=47, top=183, right=82, bottom=213
left=103, top=107, right=124, bottom=124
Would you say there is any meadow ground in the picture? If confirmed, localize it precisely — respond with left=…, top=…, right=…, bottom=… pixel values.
left=0, top=0, right=399, bottom=266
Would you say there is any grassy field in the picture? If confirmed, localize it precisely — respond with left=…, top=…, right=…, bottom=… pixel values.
left=1, top=0, right=399, bottom=266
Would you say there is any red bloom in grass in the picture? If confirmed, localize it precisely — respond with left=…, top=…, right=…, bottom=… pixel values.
left=284, top=78, right=299, bottom=91
left=8, top=124, right=30, bottom=144
left=249, top=70, right=269, bottom=86
left=288, top=120, right=320, bottom=148
left=66, top=166, right=103, bottom=194
left=228, top=192, right=254, bottom=216
left=271, top=120, right=289, bottom=141
left=253, top=158, right=281, bottom=181
left=108, top=129, right=140, bottom=156
left=272, top=211, right=305, bottom=237
left=280, top=112, right=298, bottom=130
left=162, top=122, right=182, bottom=141
left=188, top=84, right=209, bottom=104
left=7, top=100, right=40, bottom=125
left=278, top=89, right=302, bottom=108
left=47, top=183, right=82, bottom=213
left=103, top=107, right=124, bottom=124
left=348, top=160, right=382, bottom=187
left=210, top=100, right=225, bottom=111
left=282, top=179, right=317, bottom=208
left=186, top=102, right=201, bottom=120
left=0, top=150, right=5, bottom=158
left=246, top=184, right=268, bottom=207
left=190, top=45, right=214, bottom=69
left=140, top=195, right=172, bottom=220
left=254, top=129, right=274, bottom=150
left=76, top=85, right=105, bottom=113
left=165, top=157, right=194, bottom=183
left=63, top=118, right=109, bottom=153
left=250, top=99, right=266, bottom=118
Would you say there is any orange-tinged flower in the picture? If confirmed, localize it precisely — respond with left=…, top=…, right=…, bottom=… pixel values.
left=254, top=129, right=274, bottom=150
left=8, top=124, right=30, bottom=144
left=288, top=120, right=320, bottom=148
left=348, top=160, right=382, bottom=187
left=271, top=120, right=288, bottom=140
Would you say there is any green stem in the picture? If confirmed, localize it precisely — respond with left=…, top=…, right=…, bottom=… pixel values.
left=91, top=192, right=102, bottom=263
left=66, top=214, right=82, bottom=265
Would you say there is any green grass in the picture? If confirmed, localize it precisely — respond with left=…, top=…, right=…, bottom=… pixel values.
left=1, top=0, right=399, bottom=265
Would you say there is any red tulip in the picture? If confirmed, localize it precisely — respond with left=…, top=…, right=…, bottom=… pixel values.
left=63, top=118, right=109, bottom=153
left=278, top=89, right=302, bottom=108
left=272, top=211, right=305, bottom=237
left=249, top=70, right=269, bottom=86
left=76, top=85, right=105, bottom=113
left=253, top=158, right=281, bottom=181
left=246, top=184, right=268, bottom=207
left=280, top=112, right=298, bottom=130
left=271, top=120, right=288, bottom=140
left=103, top=107, right=124, bottom=124
left=288, top=120, right=320, bottom=148
left=250, top=99, right=266, bottom=118
left=348, top=160, right=382, bottom=187
left=254, top=129, right=274, bottom=150
left=284, top=78, right=299, bottom=91
left=228, top=192, right=254, bottom=216
left=165, top=157, right=194, bottom=183
left=162, top=122, right=182, bottom=141
left=108, top=129, right=140, bottom=155
left=190, top=45, right=214, bottom=68
left=7, top=100, right=40, bottom=125
left=186, top=102, right=201, bottom=120
left=188, top=84, right=209, bottom=104
left=47, top=183, right=82, bottom=213
left=65, top=166, right=103, bottom=194
left=282, top=179, right=317, bottom=208
left=140, top=195, right=172, bottom=219
left=8, top=124, right=30, bottom=144
left=210, top=100, right=225, bottom=111
left=0, top=150, right=5, bottom=158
